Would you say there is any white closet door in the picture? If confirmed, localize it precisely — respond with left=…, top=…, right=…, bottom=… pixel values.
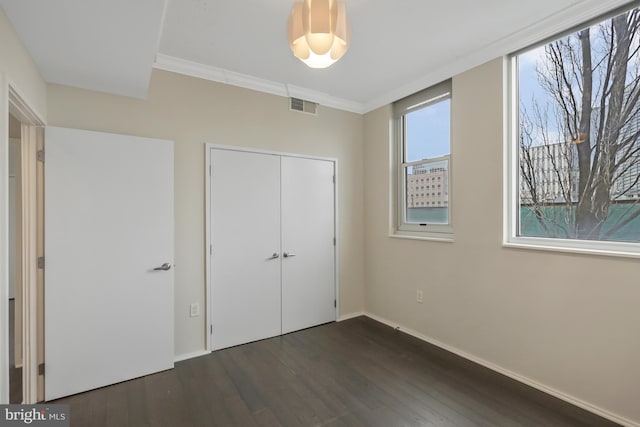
left=45, top=127, right=174, bottom=401
left=281, top=156, right=336, bottom=334
left=210, top=149, right=282, bottom=350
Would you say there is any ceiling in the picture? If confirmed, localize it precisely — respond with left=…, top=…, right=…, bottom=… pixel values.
left=0, top=0, right=633, bottom=113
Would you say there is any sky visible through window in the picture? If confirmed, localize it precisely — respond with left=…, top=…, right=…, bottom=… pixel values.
left=518, top=45, right=560, bottom=144
left=405, top=99, right=450, bottom=162
left=518, top=46, right=543, bottom=116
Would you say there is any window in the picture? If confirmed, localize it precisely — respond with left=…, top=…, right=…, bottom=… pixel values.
left=394, top=80, right=452, bottom=238
left=507, top=4, right=640, bottom=256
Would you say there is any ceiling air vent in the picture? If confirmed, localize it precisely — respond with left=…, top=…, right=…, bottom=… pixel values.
left=289, top=97, right=318, bottom=116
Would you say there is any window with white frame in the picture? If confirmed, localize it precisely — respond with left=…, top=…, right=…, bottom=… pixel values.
left=507, top=4, right=640, bottom=256
left=394, top=80, right=452, bottom=238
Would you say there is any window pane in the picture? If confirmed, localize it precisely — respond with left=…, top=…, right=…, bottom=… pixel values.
left=405, top=99, right=450, bottom=162
left=516, top=6, right=640, bottom=243
left=405, top=160, right=449, bottom=224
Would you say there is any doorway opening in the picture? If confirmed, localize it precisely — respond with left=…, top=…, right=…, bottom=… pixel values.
left=7, top=84, right=45, bottom=404
left=8, top=112, right=22, bottom=403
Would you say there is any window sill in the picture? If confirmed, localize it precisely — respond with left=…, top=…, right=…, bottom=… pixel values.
left=390, top=230, right=454, bottom=242
left=503, top=237, right=640, bottom=259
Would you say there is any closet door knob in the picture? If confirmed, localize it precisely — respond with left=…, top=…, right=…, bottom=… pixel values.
left=268, top=252, right=280, bottom=260
left=283, top=252, right=296, bottom=258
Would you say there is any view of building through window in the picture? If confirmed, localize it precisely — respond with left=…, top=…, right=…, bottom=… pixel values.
left=516, top=6, right=640, bottom=242
left=406, top=161, right=449, bottom=222
left=404, top=98, right=450, bottom=225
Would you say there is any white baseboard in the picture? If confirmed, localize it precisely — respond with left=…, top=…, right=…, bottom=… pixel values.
left=337, top=311, right=365, bottom=322
left=173, top=350, right=210, bottom=363
left=364, top=312, right=638, bottom=427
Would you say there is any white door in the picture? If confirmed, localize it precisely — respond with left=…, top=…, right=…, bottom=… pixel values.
left=281, top=157, right=336, bottom=334
left=210, top=149, right=282, bottom=350
left=44, top=127, right=174, bottom=401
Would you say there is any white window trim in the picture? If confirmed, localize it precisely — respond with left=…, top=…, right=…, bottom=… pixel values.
left=504, top=44, right=640, bottom=259
left=391, top=80, right=454, bottom=241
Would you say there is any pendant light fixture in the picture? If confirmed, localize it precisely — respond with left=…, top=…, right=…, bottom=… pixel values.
left=287, top=0, right=351, bottom=69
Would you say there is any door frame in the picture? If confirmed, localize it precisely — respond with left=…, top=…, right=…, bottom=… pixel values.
left=1, top=78, right=45, bottom=404
left=204, top=144, right=339, bottom=352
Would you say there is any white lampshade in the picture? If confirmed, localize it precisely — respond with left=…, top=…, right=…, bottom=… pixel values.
left=287, top=0, right=350, bottom=68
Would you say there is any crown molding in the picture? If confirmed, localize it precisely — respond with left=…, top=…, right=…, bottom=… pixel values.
left=153, top=53, right=284, bottom=97
left=155, top=0, right=633, bottom=116
left=362, top=0, right=635, bottom=113
left=284, top=84, right=365, bottom=113
left=153, top=53, right=366, bottom=114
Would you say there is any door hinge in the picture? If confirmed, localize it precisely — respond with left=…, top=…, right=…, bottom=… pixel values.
left=210, top=324, right=213, bottom=335
left=333, top=237, right=336, bottom=246
left=332, top=175, right=335, bottom=183
left=37, top=149, right=45, bottom=162
left=37, top=256, right=45, bottom=269
left=210, top=244, right=212, bottom=255
left=38, top=363, right=45, bottom=375
left=334, top=299, right=336, bottom=308
left=209, top=165, right=212, bottom=176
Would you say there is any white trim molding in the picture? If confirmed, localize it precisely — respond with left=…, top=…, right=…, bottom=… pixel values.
left=1, top=79, right=46, bottom=405
left=363, top=0, right=636, bottom=113
left=19, top=123, right=39, bottom=404
left=174, top=350, right=210, bottom=363
left=155, top=1, right=633, bottom=116
left=0, top=1, right=616, bottom=120
left=337, top=312, right=364, bottom=322
left=1, top=71, right=9, bottom=405
left=8, top=82, right=46, bottom=128
left=153, top=54, right=365, bottom=114
left=364, top=312, right=639, bottom=427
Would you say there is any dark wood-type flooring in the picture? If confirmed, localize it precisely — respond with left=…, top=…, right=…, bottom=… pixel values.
left=54, top=316, right=620, bottom=426
left=9, top=298, right=22, bottom=404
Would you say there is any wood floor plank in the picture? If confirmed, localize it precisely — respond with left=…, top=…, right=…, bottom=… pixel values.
left=127, top=374, right=151, bottom=427
left=53, top=317, right=621, bottom=427
left=104, top=382, right=129, bottom=427
left=252, top=408, right=284, bottom=427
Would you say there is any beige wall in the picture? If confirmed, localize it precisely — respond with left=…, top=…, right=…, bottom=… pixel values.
left=0, top=8, right=47, bottom=121
left=363, top=57, right=640, bottom=425
left=47, top=69, right=365, bottom=358
left=9, top=114, right=21, bottom=139
left=0, top=6, right=47, bottom=404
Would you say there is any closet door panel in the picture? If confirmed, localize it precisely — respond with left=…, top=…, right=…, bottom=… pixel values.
left=281, top=157, right=336, bottom=334
left=210, top=149, right=282, bottom=350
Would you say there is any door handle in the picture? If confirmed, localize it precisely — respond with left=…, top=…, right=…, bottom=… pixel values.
left=153, top=263, right=172, bottom=271
left=283, top=252, right=296, bottom=258
left=268, top=252, right=280, bottom=260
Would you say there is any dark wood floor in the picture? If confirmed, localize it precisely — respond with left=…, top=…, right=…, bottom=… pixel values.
left=10, top=366, right=22, bottom=404
left=54, top=317, right=619, bottom=426
left=9, top=298, right=22, bottom=404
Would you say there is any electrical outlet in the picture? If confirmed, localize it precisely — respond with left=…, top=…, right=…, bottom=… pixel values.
left=190, top=303, right=200, bottom=317
left=416, top=290, right=424, bottom=303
